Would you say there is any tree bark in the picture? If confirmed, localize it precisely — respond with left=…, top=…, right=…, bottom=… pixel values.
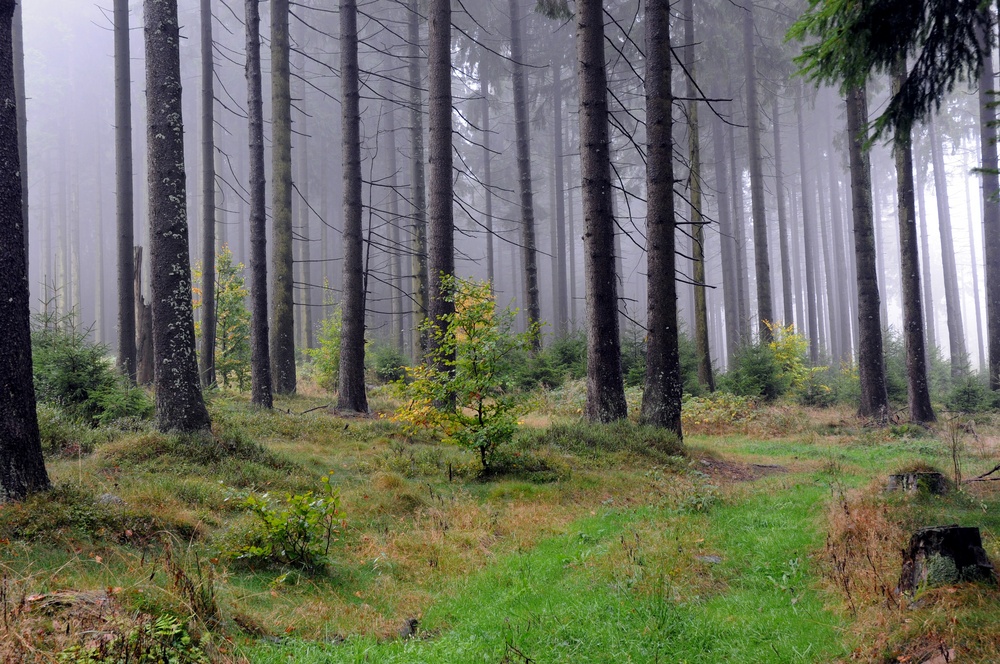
left=578, top=0, right=626, bottom=423
left=773, top=96, right=793, bottom=328
left=337, top=0, right=368, bottom=413
left=508, top=0, right=540, bottom=349
left=552, top=62, right=568, bottom=337
left=892, top=60, right=935, bottom=422
left=134, top=246, right=154, bottom=385
left=980, top=18, right=1000, bottom=389
left=639, top=0, right=680, bottom=433
left=964, top=152, right=986, bottom=373
left=845, top=85, right=889, bottom=422
left=916, top=162, right=937, bottom=354
left=828, top=149, right=852, bottom=365
left=269, top=0, right=296, bottom=394
left=199, top=0, right=217, bottom=388
left=408, top=0, right=428, bottom=355
left=427, top=0, right=455, bottom=370
left=928, top=117, right=968, bottom=376
left=0, top=0, right=49, bottom=501
left=386, top=90, right=404, bottom=353
left=12, top=2, right=24, bottom=270
left=245, top=0, right=272, bottom=408
left=115, top=0, right=136, bottom=380
left=728, top=115, right=751, bottom=343
left=481, top=91, right=495, bottom=290
left=742, top=0, right=773, bottom=341
left=795, top=88, right=820, bottom=364
left=144, top=0, right=211, bottom=433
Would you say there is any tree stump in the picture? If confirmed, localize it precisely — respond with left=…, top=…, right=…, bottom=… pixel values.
left=899, top=525, right=996, bottom=594
left=886, top=472, right=949, bottom=495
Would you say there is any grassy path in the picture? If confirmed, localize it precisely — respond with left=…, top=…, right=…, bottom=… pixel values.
left=242, top=469, right=848, bottom=663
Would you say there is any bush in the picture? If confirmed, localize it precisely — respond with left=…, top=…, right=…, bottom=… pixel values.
left=227, top=474, right=344, bottom=571
left=721, top=343, right=788, bottom=400
left=366, top=342, right=408, bottom=384
left=945, top=374, right=998, bottom=413
left=305, top=306, right=342, bottom=392
left=31, top=314, right=153, bottom=425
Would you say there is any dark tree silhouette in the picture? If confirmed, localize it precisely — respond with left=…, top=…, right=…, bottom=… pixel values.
left=114, top=0, right=136, bottom=381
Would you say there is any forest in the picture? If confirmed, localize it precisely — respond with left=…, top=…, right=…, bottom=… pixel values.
left=3, top=0, right=1000, bottom=661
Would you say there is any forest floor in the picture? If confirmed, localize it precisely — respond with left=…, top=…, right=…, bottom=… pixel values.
left=3, top=385, right=1000, bottom=663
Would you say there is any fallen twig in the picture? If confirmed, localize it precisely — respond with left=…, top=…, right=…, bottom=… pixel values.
left=298, top=404, right=331, bottom=415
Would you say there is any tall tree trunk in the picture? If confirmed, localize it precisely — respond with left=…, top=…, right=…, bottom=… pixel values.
left=567, top=152, right=577, bottom=329
left=928, top=117, right=968, bottom=376
left=711, top=111, right=740, bottom=365
left=795, top=90, right=820, bottom=364
left=387, top=93, right=405, bottom=352
left=114, top=0, right=136, bottom=380
left=892, top=58, right=934, bottom=422
left=845, top=85, right=889, bottom=422
left=742, top=0, right=773, bottom=341
left=427, top=0, right=455, bottom=370
left=828, top=154, right=852, bottom=365
left=408, top=0, right=428, bottom=355
left=817, top=167, right=838, bottom=359
left=508, top=0, right=540, bottom=348
left=685, top=0, right=712, bottom=389
left=134, top=246, right=154, bottom=385
left=144, top=0, right=211, bottom=433
left=12, top=2, right=24, bottom=269
left=0, top=0, right=49, bottom=501
left=773, top=96, right=793, bottom=328
left=728, top=117, right=751, bottom=343
left=245, top=0, right=272, bottom=408
left=199, top=0, right=217, bottom=388
left=552, top=63, right=569, bottom=337
left=872, top=156, right=889, bottom=327
left=270, top=0, right=296, bottom=394
left=298, top=104, right=314, bottom=349
left=337, top=0, right=368, bottom=413
left=481, top=92, right=495, bottom=289
left=980, top=18, right=1000, bottom=389
left=95, top=150, right=105, bottom=343
left=964, top=151, right=986, bottom=373
left=915, top=163, right=937, bottom=354
left=578, top=0, right=626, bottom=423
left=640, top=0, right=681, bottom=431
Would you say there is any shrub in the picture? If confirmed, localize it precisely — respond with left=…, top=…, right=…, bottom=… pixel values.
left=366, top=342, right=408, bottom=384
left=721, top=342, right=788, bottom=400
left=193, top=246, right=252, bottom=391
left=516, top=419, right=683, bottom=464
left=681, top=392, right=757, bottom=434
left=228, top=474, right=345, bottom=571
left=393, top=276, right=535, bottom=471
left=305, top=306, right=342, bottom=392
left=31, top=313, right=153, bottom=425
left=945, top=374, right=997, bottom=413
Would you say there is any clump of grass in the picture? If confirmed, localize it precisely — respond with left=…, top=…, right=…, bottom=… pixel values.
left=516, top=419, right=683, bottom=465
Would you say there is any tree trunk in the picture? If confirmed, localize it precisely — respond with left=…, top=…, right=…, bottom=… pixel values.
left=199, top=0, right=216, bottom=388
left=685, top=0, right=712, bottom=390
left=245, top=0, right=272, bottom=409
left=144, top=0, right=211, bottom=433
left=916, top=163, right=937, bottom=354
left=980, top=19, right=1000, bottom=389
left=134, top=246, right=154, bottom=385
left=12, top=2, right=25, bottom=270
left=728, top=116, right=751, bottom=343
left=114, top=0, right=136, bottom=380
left=892, top=60, right=935, bottom=422
left=552, top=63, right=569, bottom=337
left=711, top=110, right=740, bottom=365
left=928, top=117, right=968, bottom=376
left=773, top=96, right=793, bottom=328
left=337, top=0, right=368, bottom=413
left=427, top=0, right=455, bottom=370
left=0, top=0, right=49, bottom=501
left=742, top=0, right=773, bottom=342
left=964, top=152, right=986, bottom=373
left=828, top=153, right=852, bottom=365
left=386, top=91, right=405, bottom=353
left=567, top=153, right=577, bottom=330
left=508, top=0, right=540, bottom=349
left=269, top=0, right=296, bottom=394
left=481, top=91, right=495, bottom=291
left=578, top=0, right=626, bottom=423
left=408, top=0, right=428, bottom=355
left=845, top=85, right=889, bottom=422
left=817, top=167, right=837, bottom=359
left=795, top=88, right=820, bottom=363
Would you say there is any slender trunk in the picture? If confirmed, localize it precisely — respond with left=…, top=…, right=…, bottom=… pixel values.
left=640, top=0, right=681, bottom=433
left=408, top=0, right=428, bottom=355
left=728, top=106, right=750, bottom=343
left=796, top=91, right=820, bottom=363
left=916, top=162, right=937, bottom=353
left=578, top=0, right=626, bottom=423
left=964, top=151, right=986, bottom=373
left=144, top=0, right=211, bottom=433
left=712, top=111, right=740, bottom=364
left=552, top=63, right=569, bottom=337
left=567, top=152, right=577, bottom=329
left=892, top=58, right=934, bottom=422
left=245, top=0, right=272, bottom=408
left=199, top=0, right=217, bottom=388
left=818, top=167, right=838, bottom=359
left=685, top=0, right=712, bottom=389
left=845, top=85, right=889, bottom=421
left=427, top=0, right=455, bottom=371
left=114, top=0, right=136, bottom=380
left=980, top=18, right=1000, bottom=389
left=508, top=0, right=540, bottom=348
left=337, top=0, right=368, bottom=413
left=773, top=96, right=793, bottom=328
left=481, top=92, right=495, bottom=289
left=96, top=150, right=105, bottom=343
left=828, top=152, right=852, bottom=364
left=0, top=0, right=49, bottom=501
left=928, top=117, right=968, bottom=376
left=134, top=246, right=154, bottom=385
left=872, top=155, right=889, bottom=327
left=742, top=0, right=773, bottom=341
left=270, top=0, right=296, bottom=394
left=387, top=93, right=404, bottom=352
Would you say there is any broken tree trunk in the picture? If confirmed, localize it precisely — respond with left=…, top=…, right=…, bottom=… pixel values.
left=899, top=525, right=996, bottom=594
